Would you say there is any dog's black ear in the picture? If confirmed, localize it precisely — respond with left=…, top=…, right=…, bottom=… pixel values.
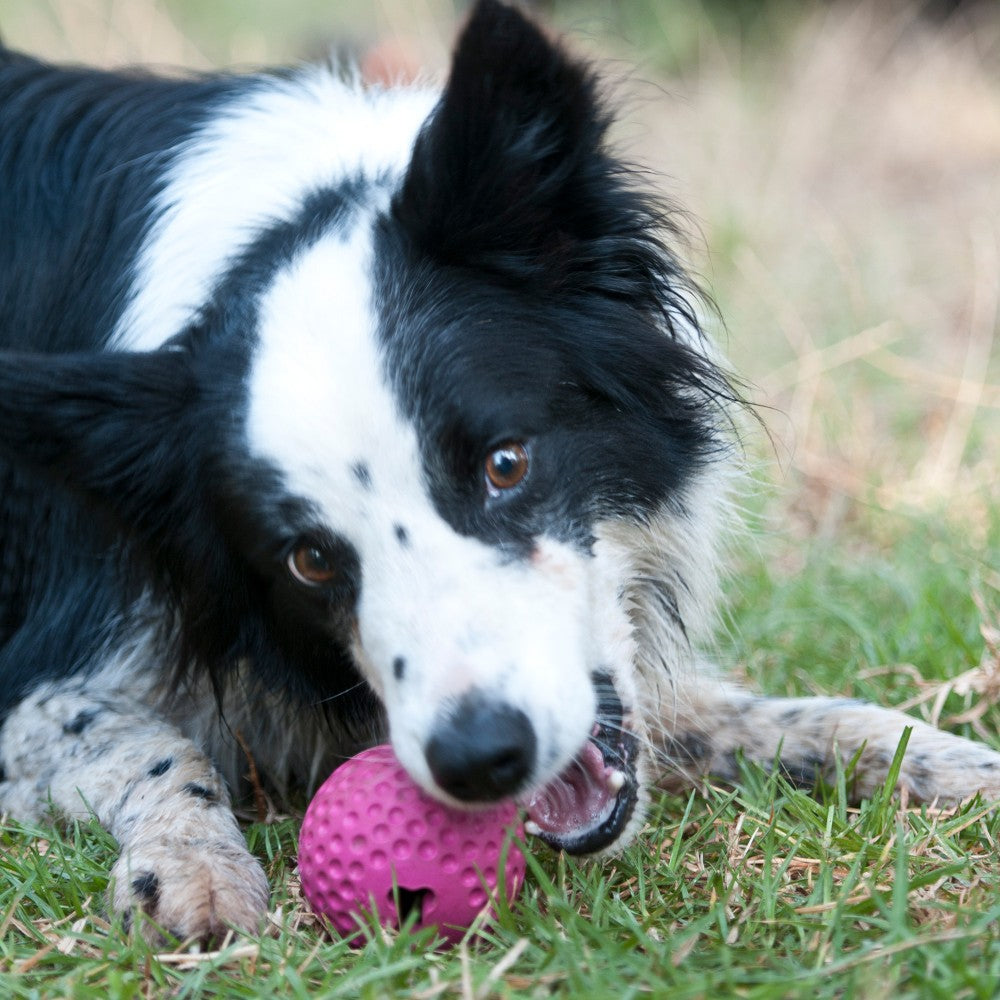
left=0, top=348, right=202, bottom=540
left=395, top=0, right=631, bottom=290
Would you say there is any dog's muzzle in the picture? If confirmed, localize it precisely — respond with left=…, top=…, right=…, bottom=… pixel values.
left=520, top=673, right=639, bottom=855
left=422, top=674, right=639, bottom=855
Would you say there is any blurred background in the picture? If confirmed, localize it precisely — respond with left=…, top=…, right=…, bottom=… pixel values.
left=3, top=0, right=1000, bottom=708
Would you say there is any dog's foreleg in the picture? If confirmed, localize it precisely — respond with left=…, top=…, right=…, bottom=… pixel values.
left=657, top=681, right=1000, bottom=804
left=0, top=684, right=269, bottom=942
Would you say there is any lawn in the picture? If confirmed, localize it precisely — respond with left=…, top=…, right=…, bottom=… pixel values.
left=2, top=0, right=1000, bottom=996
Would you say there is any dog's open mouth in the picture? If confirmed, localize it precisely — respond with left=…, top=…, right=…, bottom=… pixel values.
left=519, top=676, right=639, bottom=855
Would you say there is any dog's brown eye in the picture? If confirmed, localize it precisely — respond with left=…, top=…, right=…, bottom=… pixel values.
left=288, top=544, right=338, bottom=586
left=485, top=442, right=529, bottom=492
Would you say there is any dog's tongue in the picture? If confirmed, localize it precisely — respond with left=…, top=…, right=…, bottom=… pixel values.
left=521, top=739, right=622, bottom=837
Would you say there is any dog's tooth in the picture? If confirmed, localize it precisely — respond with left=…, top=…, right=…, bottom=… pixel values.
left=524, top=819, right=542, bottom=837
left=607, top=769, right=626, bottom=792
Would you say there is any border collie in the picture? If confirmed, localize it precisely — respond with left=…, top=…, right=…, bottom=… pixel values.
left=2, top=0, right=999, bottom=943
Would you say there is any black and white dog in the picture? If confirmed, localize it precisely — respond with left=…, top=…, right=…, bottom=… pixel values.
left=2, top=0, right=999, bottom=942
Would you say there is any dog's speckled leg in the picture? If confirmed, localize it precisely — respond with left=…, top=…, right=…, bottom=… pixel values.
left=0, top=682, right=268, bottom=942
left=658, top=682, right=1000, bottom=804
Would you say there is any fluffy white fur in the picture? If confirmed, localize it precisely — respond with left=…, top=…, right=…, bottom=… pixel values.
left=114, top=73, right=437, bottom=352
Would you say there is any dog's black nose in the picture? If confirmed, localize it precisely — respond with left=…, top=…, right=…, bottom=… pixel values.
left=425, top=693, right=536, bottom=802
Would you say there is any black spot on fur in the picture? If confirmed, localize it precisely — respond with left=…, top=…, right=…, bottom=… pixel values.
left=393, top=656, right=406, bottom=681
left=147, top=757, right=173, bottom=778
left=905, top=752, right=932, bottom=787
left=131, top=871, right=160, bottom=908
left=113, top=777, right=140, bottom=816
left=722, top=750, right=742, bottom=781
left=83, top=740, right=114, bottom=761
left=673, top=731, right=710, bottom=764
left=183, top=782, right=218, bottom=803
left=352, top=462, right=372, bottom=490
left=394, top=524, right=409, bottom=547
left=779, top=755, right=826, bottom=790
left=778, top=707, right=802, bottom=726
left=62, top=707, right=100, bottom=735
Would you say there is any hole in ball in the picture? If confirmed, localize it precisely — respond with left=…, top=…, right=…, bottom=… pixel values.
left=391, top=885, right=436, bottom=925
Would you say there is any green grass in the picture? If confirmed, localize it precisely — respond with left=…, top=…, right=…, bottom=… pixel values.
left=3, top=0, right=1000, bottom=996
left=3, top=515, right=1000, bottom=997
left=4, top=780, right=1000, bottom=998
left=727, top=504, right=1000, bottom=699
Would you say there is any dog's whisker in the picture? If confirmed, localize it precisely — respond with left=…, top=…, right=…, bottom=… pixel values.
left=592, top=719, right=659, bottom=761
left=313, top=681, right=370, bottom=706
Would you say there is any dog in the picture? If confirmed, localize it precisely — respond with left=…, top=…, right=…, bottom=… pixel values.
left=2, top=0, right=1000, bottom=943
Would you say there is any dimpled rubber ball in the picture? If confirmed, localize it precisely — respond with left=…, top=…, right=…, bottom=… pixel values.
left=298, top=745, right=525, bottom=945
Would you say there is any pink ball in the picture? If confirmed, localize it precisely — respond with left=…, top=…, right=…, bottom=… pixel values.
left=298, top=744, right=525, bottom=945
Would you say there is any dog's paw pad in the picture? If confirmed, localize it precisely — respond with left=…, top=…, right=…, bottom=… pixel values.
left=112, top=837, right=269, bottom=944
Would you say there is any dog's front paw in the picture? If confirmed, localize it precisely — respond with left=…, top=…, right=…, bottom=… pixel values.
left=112, top=835, right=269, bottom=944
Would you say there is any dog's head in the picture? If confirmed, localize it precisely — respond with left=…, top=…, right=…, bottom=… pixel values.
left=0, top=0, right=733, bottom=853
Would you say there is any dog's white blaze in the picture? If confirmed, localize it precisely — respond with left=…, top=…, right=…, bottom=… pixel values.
left=246, top=229, right=600, bottom=801
left=113, top=71, right=438, bottom=352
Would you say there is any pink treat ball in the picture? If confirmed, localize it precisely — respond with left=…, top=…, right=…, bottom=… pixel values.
left=298, top=744, right=525, bottom=945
